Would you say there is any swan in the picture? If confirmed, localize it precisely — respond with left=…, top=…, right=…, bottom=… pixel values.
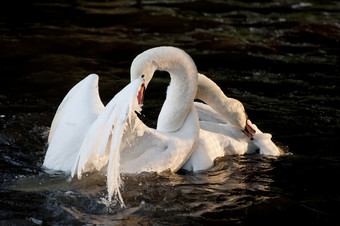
left=182, top=73, right=281, bottom=171
left=44, top=47, right=200, bottom=204
left=43, top=46, right=280, bottom=205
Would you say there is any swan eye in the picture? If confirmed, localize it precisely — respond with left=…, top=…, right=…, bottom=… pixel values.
left=141, top=74, right=145, bottom=78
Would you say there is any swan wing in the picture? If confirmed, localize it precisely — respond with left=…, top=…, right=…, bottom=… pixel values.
left=43, top=74, right=104, bottom=172
left=195, top=102, right=228, bottom=124
left=72, top=78, right=144, bottom=204
left=120, top=105, right=199, bottom=174
left=182, top=123, right=252, bottom=172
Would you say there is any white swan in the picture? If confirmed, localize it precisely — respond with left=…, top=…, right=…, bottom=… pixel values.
left=44, top=47, right=200, bottom=204
left=43, top=46, right=280, bottom=205
left=182, top=73, right=281, bottom=171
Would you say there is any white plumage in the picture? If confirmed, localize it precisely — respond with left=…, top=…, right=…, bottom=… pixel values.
left=43, top=46, right=281, bottom=205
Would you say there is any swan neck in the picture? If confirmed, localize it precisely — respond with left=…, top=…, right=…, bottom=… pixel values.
left=154, top=48, right=198, bottom=132
left=131, top=47, right=198, bottom=133
left=196, top=73, right=234, bottom=119
left=197, top=74, right=225, bottom=105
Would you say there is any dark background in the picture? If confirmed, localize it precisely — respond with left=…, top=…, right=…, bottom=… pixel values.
left=0, top=0, right=339, bottom=225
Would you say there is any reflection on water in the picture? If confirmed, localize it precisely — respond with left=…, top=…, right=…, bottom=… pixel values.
left=9, top=155, right=279, bottom=224
left=0, top=113, right=326, bottom=225
left=1, top=0, right=339, bottom=224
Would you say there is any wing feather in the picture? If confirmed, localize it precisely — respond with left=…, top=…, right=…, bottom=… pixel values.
left=43, top=74, right=104, bottom=172
left=72, top=78, right=143, bottom=205
left=194, top=102, right=228, bottom=124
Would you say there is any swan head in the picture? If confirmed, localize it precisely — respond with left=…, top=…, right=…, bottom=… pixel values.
left=131, top=58, right=157, bottom=88
left=130, top=46, right=197, bottom=88
left=222, top=98, right=256, bottom=139
left=131, top=56, right=159, bottom=106
left=131, top=46, right=181, bottom=88
left=130, top=51, right=159, bottom=105
left=223, top=98, right=247, bottom=129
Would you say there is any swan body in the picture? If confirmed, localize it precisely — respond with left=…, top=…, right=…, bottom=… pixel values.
left=182, top=73, right=281, bottom=171
left=43, top=46, right=281, bottom=204
left=44, top=47, right=200, bottom=204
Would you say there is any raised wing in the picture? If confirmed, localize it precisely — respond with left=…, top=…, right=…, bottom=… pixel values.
left=43, top=74, right=104, bottom=172
left=72, top=78, right=144, bottom=205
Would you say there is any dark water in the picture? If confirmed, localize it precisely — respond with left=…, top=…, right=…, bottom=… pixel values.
left=1, top=0, right=339, bottom=225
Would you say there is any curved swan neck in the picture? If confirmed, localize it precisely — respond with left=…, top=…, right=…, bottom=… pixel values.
left=196, top=73, right=226, bottom=107
left=196, top=73, right=247, bottom=129
left=131, top=47, right=198, bottom=133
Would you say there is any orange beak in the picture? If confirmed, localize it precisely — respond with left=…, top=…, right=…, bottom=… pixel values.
left=242, top=119, right=256, bottom=140
left=137, top=84, right=145, bottom=105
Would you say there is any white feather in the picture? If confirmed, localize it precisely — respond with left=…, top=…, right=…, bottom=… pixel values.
left=72, top=78, right=143, bottom=205
left=44, top=47, right=281, bottom=207
left=43, top=74, right=104, bottom=172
